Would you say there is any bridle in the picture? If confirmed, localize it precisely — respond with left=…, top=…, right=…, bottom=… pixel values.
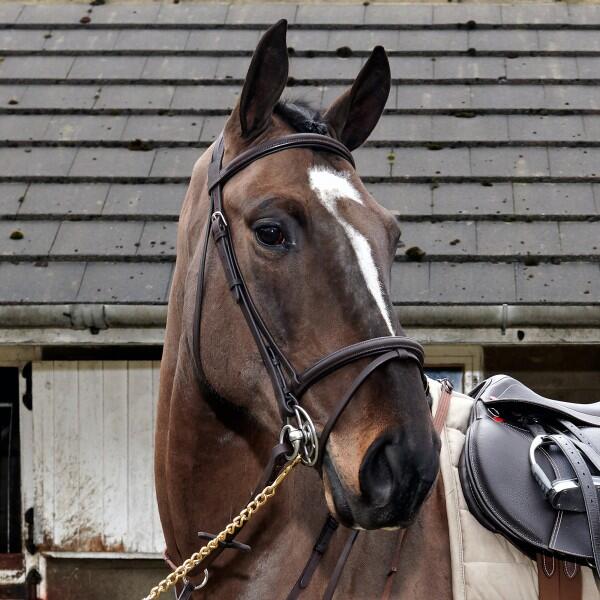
left=180, top=130, right=432, bottom=598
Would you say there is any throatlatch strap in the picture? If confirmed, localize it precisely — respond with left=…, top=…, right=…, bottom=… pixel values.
left=287, top=516, right=340, bottom=600
left=322, top=530, right=360, bottom=600
left=380, top=529, right=406, bottom=600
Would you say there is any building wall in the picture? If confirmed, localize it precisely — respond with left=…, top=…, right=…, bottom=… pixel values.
left=6, top=345, right=597, bottom=599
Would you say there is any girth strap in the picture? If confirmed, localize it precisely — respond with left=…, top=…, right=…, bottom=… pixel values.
left=536, top=555, right=582, bottom=600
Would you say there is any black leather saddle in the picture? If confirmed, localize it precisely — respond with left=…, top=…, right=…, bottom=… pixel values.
left=460, top=374, right=600, bottom=571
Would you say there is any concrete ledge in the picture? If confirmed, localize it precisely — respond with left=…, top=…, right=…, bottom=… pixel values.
left=0, top=303, right=598, bottom=330
left=0, top=304, right=598, bottom=346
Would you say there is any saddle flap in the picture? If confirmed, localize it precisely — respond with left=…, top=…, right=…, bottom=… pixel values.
left=461, top=398, right=600, bottom=564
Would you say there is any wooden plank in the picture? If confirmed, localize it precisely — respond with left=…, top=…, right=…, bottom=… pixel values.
left=52, top=361, right=79, bottom=548
left=77, top=361, right=104, bottom=550
left=151, top=360, right=164, bottom=552
left=127, top=361, right=154, bottom=552
left=31, top=361, right=54, bottom=546
left=19, top=366, right=34, bottom=521
left=102, top=360, right=128, bottom=549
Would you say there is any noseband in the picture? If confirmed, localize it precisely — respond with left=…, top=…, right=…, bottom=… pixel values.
left=193, top=131, right=429, bottom=469
left=182, top=131, right=431, bottom=597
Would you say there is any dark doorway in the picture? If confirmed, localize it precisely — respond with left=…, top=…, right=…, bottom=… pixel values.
left=0, top=367, right=22, bottom=554
left=484, top=345, right=600, bottom=404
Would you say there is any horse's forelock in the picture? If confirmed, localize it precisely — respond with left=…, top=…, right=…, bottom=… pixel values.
left=274, top=99, right=329, bottom=136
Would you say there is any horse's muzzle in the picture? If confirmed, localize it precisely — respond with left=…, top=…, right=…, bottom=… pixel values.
left=324, top=429, right=441, bottom=530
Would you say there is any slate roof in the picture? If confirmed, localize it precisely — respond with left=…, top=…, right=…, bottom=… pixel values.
left=0, top=3, right=599, bottom=308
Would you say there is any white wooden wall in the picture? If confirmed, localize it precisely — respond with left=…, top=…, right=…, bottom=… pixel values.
left=31, top=361, right=164, bottom=553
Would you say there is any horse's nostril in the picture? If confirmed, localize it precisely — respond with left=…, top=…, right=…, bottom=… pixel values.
left=359, top=431, right=439, bottom=520
left=359, top=435, right=401, bottom=507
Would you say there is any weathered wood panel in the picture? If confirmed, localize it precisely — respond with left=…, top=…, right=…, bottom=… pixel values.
left=102, top=361, right=128, bottom=550
left=32, top=361, right=164, bottom=553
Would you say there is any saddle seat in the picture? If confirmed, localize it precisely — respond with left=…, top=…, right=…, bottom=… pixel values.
left=460, top=374, right=600, bottom=572
left=475, top=374, right=600, bottom=425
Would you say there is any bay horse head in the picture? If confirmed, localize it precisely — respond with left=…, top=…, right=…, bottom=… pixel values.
left=157, top=21, right=440, bottom=563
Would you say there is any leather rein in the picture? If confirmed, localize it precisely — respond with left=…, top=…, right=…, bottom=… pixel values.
left=172, top=131, right=442, bottom=599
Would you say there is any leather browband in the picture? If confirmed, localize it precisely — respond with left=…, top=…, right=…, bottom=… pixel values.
left=207, top=132, right=355, bottom=192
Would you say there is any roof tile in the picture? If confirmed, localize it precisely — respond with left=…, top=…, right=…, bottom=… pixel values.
left=400, top=221, right=477, bottom=257
left=513, top=183, right=596, bottom=216
left=0, top=147, right=76, bottom=177
left=0, top=3, right=23, bottom=24
left=364, top=4, right=432, bottom=26
left=0, top=261, right=85, bottom=303
left=155, top=3, right=228, bottom=25
left=226, top=4, right=296, bottom=25
left=137, top=222, right=177, bottom=257
left=295, top=4, right=365, bottom=25
left=69, top=148, right=155, bottom=178
left=433, top=183, right=513, bottom=216
left=430, top=262, right=516, bottom=303
left=0, top=183, right=28, bottom=216
left=0, top=221, right=60, bottom=256
left=103, top=184, right=185, bottom=217
left=477, top=222, right=562, bottom=256
left=76, top=262, right=173, bottom=303
left=516, top=263, right=600, bottom=302
left=50, top=221, right=144, bottom=257
left=19, top=183, right=108, bottom=216
left=433, top=4, right=502, bottom=24
left=502, top=3, right=569, bottom=25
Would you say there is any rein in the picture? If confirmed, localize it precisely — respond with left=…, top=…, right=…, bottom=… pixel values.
left=149, top=131, right=445, bottom=599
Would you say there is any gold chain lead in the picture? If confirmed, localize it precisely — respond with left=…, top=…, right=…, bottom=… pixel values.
left=143, top=456, right=301, bottom=600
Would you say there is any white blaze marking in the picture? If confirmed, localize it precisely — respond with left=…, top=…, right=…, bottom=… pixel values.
left=308, top=167, right=395, bottom=335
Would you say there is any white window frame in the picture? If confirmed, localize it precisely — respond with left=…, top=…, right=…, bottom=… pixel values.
left=424, top=344, right=484, bottom=394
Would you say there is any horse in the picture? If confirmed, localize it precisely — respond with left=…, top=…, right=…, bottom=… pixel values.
left=155, top=19, right=453, bottom=599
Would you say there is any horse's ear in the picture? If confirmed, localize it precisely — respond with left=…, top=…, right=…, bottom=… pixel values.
left=234, top=19, right=289, bottom=138
left=323, top=46, right=391, bottom=151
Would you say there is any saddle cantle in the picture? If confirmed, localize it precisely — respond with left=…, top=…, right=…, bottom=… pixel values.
left=460, top=374, right=600, bottom=570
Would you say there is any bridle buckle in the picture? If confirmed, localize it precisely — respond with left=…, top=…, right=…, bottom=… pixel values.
left=211, top=210, right=228, bottom=229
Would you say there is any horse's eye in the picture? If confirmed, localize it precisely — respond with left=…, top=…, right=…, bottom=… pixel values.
left=255, top=225, right=285, bottom=247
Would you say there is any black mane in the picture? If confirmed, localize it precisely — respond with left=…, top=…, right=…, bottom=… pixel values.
left=274, top=100, right=329, bottom=136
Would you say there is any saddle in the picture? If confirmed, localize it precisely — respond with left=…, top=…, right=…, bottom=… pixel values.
left=460, top=375, right=600, bottom=593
